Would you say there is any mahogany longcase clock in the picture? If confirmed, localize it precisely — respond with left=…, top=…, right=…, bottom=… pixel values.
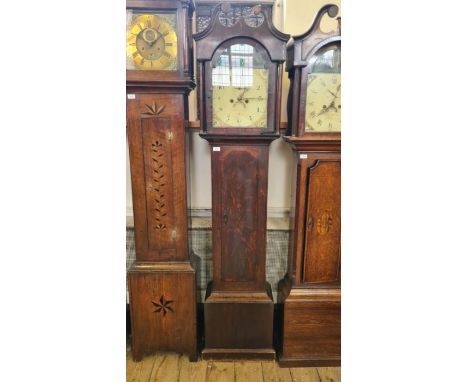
left=278, top=4, right=341, bottom=367
left=194, top=2, right=289, bottom=360
left=126, top=0, right=197, bottom=361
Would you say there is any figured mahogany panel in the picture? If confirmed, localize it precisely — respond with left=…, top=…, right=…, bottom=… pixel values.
left=303, top=161, right=341, bottom=283
left=221, top=151, right=258, bottom=283
left=127, top=93, right=188, bottom=262
left=211, top=145, right=268, bottom=291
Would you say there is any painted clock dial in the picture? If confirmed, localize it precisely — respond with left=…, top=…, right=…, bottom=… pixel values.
left=126, top=11, right=178, bottom=71
left=305, top=45, right=341, bottom=132
left=211, top=43, right=268, bottom=128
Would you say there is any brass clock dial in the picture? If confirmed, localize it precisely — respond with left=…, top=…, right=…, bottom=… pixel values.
left=126, top=12, right=178, bottom=71
left=211, top=43, right=269, bottom=128
left=305, top=46, right=341, bottom=132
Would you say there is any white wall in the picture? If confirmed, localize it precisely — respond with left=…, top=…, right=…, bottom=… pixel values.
left=126, top=0, right=341, bottom=219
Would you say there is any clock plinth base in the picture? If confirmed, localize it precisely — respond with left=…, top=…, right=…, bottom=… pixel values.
left=128, top=261, right=197, bottom=362
left=277, top=277, right=341, bottom=367
left=202, top=282, right=275, bottom=360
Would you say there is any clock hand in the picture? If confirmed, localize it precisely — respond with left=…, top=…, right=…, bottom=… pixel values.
left=322, top=84, right=341, bottom=112
left=316, top=101, right=336, bottom=117
left=237, top=88, right=248, bottom=101
left=327, top=100, right=338, bottom=112
left=233, top=99, right=247, bottom=108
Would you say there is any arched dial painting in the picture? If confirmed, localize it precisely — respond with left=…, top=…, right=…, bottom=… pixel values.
left=211, top=43, right=269, bottom=128
left=126, top=11, right=178, bottom=70
left=205, top=38, right=277, bottom=134
left=304, top=44, right=341, bottom=132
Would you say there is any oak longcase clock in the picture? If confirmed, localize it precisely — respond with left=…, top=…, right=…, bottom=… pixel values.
left=194, top=2, right=289, bottom=360
left=126, top=0, right=197, bottom=362
left=278, top=4, right=341, bottom=367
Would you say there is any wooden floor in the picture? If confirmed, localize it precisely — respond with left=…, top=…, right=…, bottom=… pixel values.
left=126, top=351, right=341, bottom=382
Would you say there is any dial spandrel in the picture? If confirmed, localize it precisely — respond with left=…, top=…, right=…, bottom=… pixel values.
left=126, top=11, right=178, bottom=71
left=211, top=43, right=269, bottom=128
left=305, top=46, right=341, bottom=132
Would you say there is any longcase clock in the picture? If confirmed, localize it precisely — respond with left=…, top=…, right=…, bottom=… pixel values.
left=126, top=0, right=197, bottom=361
left=278, top=4, right=341, bottom=367
left=194, top=2, right=289, bottom=360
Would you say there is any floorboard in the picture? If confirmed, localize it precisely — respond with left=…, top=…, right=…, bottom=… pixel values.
left=126, top=351, right=340, bottom=381
left=289, top=367, right=322, bottom=382
left=234, top=361, right=263, bottom=382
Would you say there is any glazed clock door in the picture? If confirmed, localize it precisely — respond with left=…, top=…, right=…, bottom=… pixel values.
left=303, top=160, right=341, bottom=283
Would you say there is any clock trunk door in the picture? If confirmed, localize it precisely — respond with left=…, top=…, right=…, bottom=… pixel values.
left=303, top=160, right=341, bottom=283
left=212, top=145, right=268, bottom=291
left=127, top=94, right=189, bottom=262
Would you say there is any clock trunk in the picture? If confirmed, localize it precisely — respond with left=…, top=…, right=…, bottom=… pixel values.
left=202, top=139, right=275, bottom=360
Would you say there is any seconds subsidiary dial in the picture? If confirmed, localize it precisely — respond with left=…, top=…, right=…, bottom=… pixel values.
left=126, top=12, right=178, bottom=71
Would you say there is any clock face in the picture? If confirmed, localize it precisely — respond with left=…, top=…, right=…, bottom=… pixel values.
left=126, top=11, right=178, bottom=71
left=211, top=43, right=269, bottom=128
left=305, top=46, right=341, bottom=132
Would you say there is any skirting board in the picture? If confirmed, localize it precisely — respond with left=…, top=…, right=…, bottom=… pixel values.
left=126, top=208, right=290, bottom=229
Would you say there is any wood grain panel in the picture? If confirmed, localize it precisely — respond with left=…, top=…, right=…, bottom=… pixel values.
left=283, top=300, right=340, bottom=359
left=141, top=117, right=176, bottom=256
left=127, top=93, right=189, bottom=262
left=303, top=161, right=341, bottom=283
left=210, top=144, right=269, bottom=291
left=128, top=270, right=197, bottom=361
left=126, top=352, right=341, bottom=381
left=220, top=150, right=258, bottom=283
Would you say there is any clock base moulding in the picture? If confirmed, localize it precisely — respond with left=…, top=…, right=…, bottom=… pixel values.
left=277, top=276, right=341, bottom=367
left=128, top=261, right=197, bottom=362
left=202, top=281, right=275, bottom=361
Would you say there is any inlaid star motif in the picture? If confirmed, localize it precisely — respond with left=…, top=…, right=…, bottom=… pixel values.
left=151, top=295, right=174, bottom=316
left=143, top=101, right=166, bottom=116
